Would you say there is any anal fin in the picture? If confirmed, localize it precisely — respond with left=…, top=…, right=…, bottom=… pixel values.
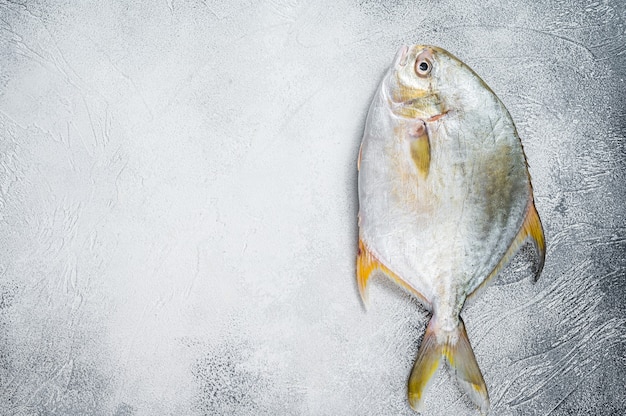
left=357, top=238, right=430, bottom=308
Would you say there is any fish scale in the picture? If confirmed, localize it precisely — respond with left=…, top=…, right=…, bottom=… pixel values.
left=356, top=45, right=545, bottom=414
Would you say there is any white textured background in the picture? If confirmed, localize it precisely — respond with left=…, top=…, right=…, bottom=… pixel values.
left=0, top=1, right=625, bottom=415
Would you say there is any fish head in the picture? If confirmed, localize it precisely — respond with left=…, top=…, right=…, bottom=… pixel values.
left=384, top=45, right=486, bottom=120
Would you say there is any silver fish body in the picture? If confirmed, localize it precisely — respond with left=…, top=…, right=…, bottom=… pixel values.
left=356, top=45, right=545, bottom=414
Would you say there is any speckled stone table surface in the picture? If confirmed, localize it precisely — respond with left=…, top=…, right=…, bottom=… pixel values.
left=0, top=1, right=624, bottom=415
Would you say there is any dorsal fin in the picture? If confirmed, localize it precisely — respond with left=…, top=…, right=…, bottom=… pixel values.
left=468, top=199, right=546, bottom=299
left=357, top=238, right=430, bottom=308
left=357, top=142, right=363, bottom=171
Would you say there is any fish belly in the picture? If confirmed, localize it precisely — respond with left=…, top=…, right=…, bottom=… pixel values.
left=358, top=100, right=531, bottom=309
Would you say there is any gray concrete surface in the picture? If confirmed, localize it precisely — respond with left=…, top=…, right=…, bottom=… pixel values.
left=0, top=0, right=624, bottom=415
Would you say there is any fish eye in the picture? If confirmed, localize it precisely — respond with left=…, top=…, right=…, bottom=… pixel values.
left=415, top=58, right=432, bottom=77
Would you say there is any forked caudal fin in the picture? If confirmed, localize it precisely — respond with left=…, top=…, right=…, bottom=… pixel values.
left=408, top=317, right=489, bottom=414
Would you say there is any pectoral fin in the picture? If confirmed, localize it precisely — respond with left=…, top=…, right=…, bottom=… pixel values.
left=408, top=120, right=430, bottom=178
left=357, top=238, right=430, bottom=308
left=469, top=199, right=546, bottom=299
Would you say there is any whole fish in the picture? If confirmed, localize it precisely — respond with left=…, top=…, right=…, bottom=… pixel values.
left=356, top=45, right=545, bottom=413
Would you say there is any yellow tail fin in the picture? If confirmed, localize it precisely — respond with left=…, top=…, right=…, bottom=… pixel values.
left=408, top=318, right=489, bottom=414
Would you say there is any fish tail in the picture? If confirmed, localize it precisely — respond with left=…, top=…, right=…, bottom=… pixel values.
left=408, top=318, right=442, bottom=412
left=445, top=318, right=490, bottom=414
left=408, top=317, right=489, bottom=414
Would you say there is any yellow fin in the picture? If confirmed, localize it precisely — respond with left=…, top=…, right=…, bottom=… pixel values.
left=410, top=135, right=430, bottom=177
left=469, top=199, right=546, bottom=299
left=524, top=201, right=546, bottom=281
left=408, top=121, right=430, bottom=178
left=408, top=321, right=441, bottom=412
left=357, top=239, right=430, bottom=308
left=409, top=318, right=489, bottom=414
left=444, top=318, right=490, bottom=414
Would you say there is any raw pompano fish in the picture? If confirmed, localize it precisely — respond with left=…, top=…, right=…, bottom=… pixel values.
left=356, top=45, right=546, bottom=413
